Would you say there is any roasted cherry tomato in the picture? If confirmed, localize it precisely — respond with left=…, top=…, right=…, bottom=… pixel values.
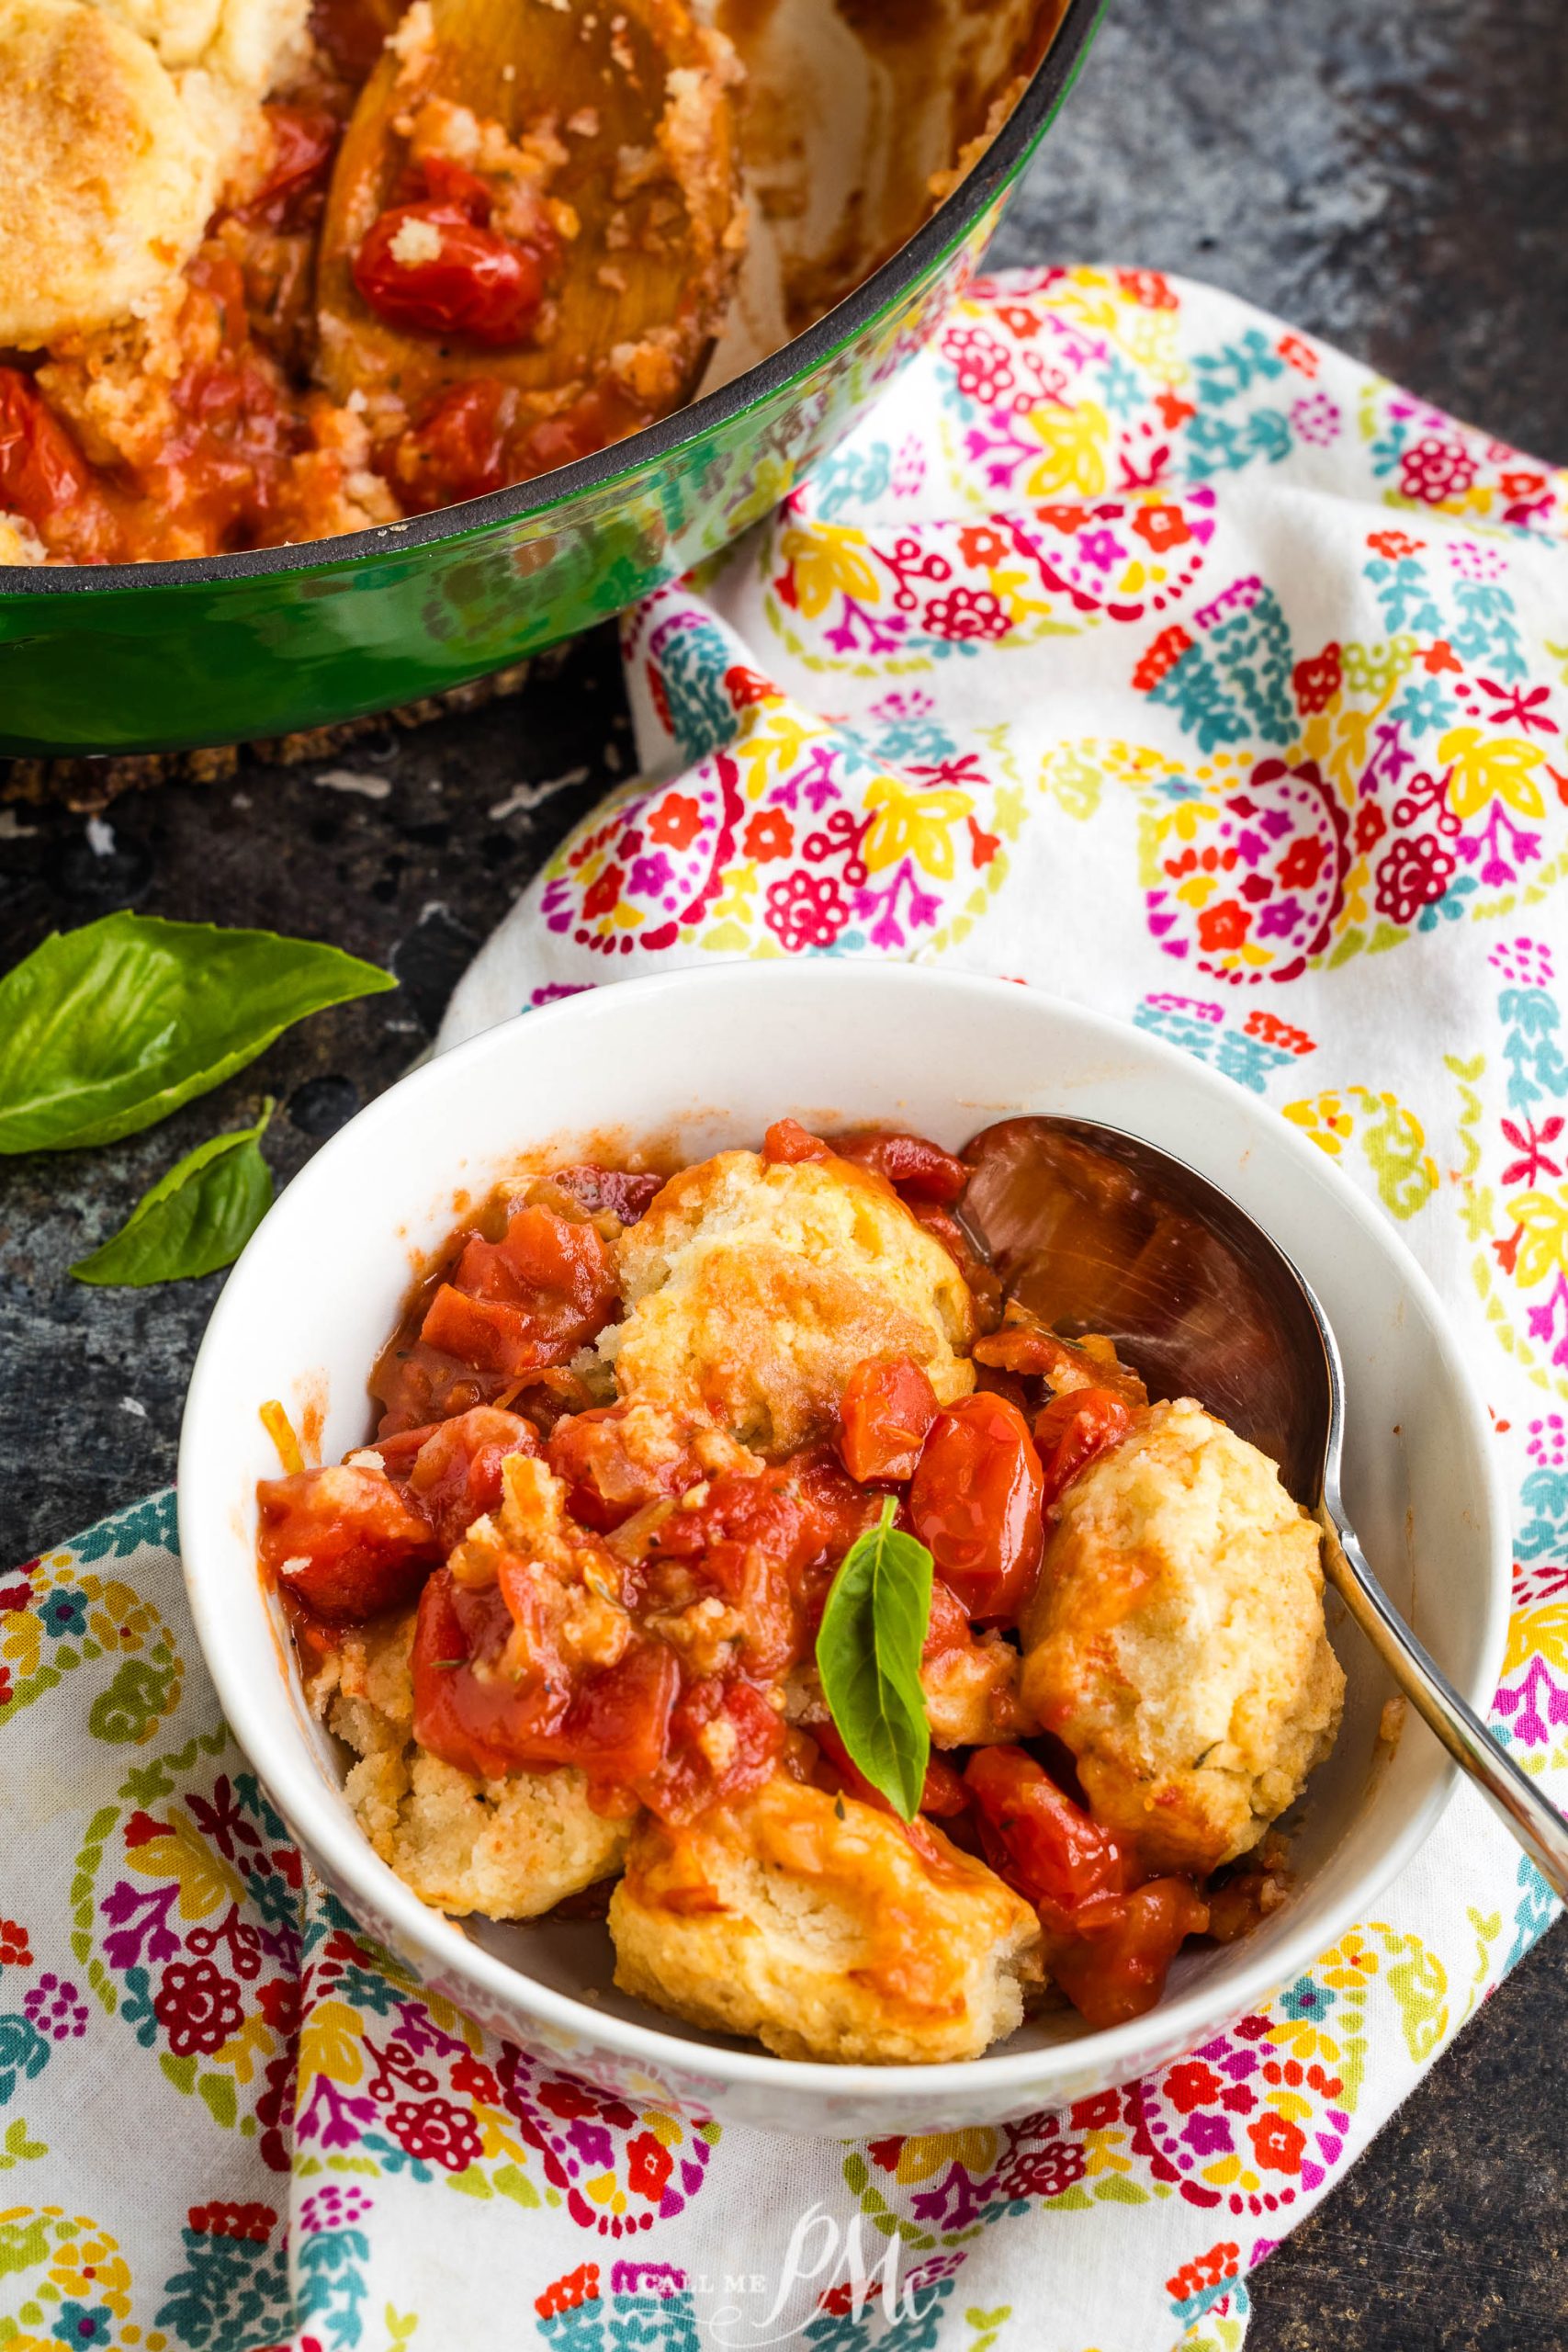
left=353, top=201, right=545, bottom=344
left=654, top=1677, right=785, bottom=1819
left=548, top=1164, right=664, bottom=1223
left=837, top=1356, right=939, bottom=1483
left=964, top=1744, right=1129, bottom=1927
left=257, top=1464, right=438, bottom=1619
left=1048, top=1879, right=1211, bottom=2030
left=383, top=379, right=512, bottom=514
left=835, top=1130, right=969, bottom=1204
left=0, top=367, right=121, bottom=560
left=761, top=1117, right=832, bottom=1165
left=1033, top=1387, right=1134, bottom=1515
left=814, top=1719, right=967, bottom=1821
left=908, top=1392, right=1043, bottom=1620
left=238, top=105, right=341, bottom=227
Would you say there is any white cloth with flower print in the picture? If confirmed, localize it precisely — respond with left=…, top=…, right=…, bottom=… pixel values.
left=7, top=268, right=1568, bottom=2352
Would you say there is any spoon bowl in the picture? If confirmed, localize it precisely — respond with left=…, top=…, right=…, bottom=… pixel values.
left=963, top=1114, right=1568, bottom=1902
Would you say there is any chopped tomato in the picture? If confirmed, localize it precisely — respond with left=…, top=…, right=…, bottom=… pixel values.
left=412, top=1566, right=680, bottom=1787
left=383, top=379, right=513, bottom=514
left=371, top=1336, right=516, bottom=1436
left=838, top=1357, right=939, bottom=1483
left=787, top=1442, right=886, bottom=1569
left=548, top=1164, right=664, bottom=1223
left=0, top=367, right=123, bottom=561
left=513, top=377, right=651, bottom=478
left=761, top=1117, right=832, bottom=1165
left=309, top=0, right=395, bottom=76
left=921, top=1577, right=975, bottom=1659
left=400, top=1405, right=539, bottom=1548
left=1048, top=1879, right=1210, bottom=2030
left=420, top=1203, right=617, bottom=1377
left=836, top=1130, right=969, bottom=1204
left=237, top=107, right=341, bottom=228
left=353, top=200, right=546, bottom=345
left=547, top=1400, right=704, bottom=1531
left=1033, top=1388, right=1134, bottom=1516
left=258, top=1464, right=438, bottom=1620
left=964, top=1744, right=1129, bottom=1929
left=908, top=1392, right=1043, bottom=1621
left=653, top=1677, right=784, bottom=1820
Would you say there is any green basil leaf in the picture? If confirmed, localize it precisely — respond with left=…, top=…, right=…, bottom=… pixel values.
left=815, top=1496, right=934, bottom=1820
left=0, top=912, right=394, bottom=1153
left=71, top=1103, right=275, bottom=1287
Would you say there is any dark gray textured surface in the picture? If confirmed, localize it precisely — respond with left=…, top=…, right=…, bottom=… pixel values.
left=3, top=0, right=1565, bottom=2338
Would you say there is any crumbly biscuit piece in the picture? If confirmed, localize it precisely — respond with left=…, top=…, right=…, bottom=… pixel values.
left=0, top=513, right=48, bottom=565
left=1021, top=1399, right=1345, bottom=1873
left=0, top=0, right=222, bottom=345
left=603, top=1148, right=976, bottom=1453
left=609, top=1774, right=1042, bottom=2064
left=307, top=1611, right=630, bottom=1919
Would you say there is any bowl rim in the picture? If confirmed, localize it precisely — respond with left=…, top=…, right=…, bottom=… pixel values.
left=177, top=961, right=1512, bottom=2101
left=0, top=0, right=1105, bottom=601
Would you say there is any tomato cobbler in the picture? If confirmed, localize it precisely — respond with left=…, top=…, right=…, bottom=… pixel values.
left=0, top=0, right=739, bottom=561
left=257, top=1119, right=1345, bottom=2064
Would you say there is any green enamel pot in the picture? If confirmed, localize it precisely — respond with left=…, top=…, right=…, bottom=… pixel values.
left=0, top=0, right=1103, bottom=757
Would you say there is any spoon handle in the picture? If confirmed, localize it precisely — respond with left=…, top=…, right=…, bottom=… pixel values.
left=1320, top=1511, right=1568, bottom=1902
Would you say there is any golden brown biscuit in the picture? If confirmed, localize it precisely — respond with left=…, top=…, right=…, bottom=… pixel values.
left=608, top=1774, right=1042, bottom=2063
left=1021, top=1398, right=1345, bottom=1873
left=604, top=1148, right=976, bottom=1453
left=306, top=1611, right=630, bottom=1920
left=0, top=0, right=222, bottom=345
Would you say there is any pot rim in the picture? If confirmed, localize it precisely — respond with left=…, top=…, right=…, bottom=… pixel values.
left=0, top=0, right=1104, bottom=599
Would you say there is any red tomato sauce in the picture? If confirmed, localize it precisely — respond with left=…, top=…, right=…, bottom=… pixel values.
left=259, top=1124, right=1232, bottom=2027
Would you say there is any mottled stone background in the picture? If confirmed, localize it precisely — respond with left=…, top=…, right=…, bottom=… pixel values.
left=2, top=0, right=1564, bottom=2338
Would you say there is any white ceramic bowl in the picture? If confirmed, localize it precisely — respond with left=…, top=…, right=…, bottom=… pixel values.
left=177, top=964, right=1509, bottom=2135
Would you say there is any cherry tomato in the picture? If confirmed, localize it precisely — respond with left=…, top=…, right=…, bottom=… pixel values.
left=837, top=1357, right=939, bottom=1483
left=0, top=368, right=91, bottom=517
left=384, top=379, right=512, bottom=514
left=258, top=1464, right=438, bottom=1619
left=836, top=1130, right=969, bottom=1204
left=1033, top=1387, right=1134, bottom=1515
left=761, top=1117, right=832, bottom=1165
left=548, top=1164, right=664, bottom=1223
left=654, top=1677, right=784, bottom=1819
left=964, top=1744, right=1128, bottom=1927
left=814, top=1719, right=966, bottom=1821
left=353, top=202, right=545, bottom=344
left=1048, top=1879, right=1210, bottom=2030
left=908, top=1392, right=1043, bottom=1620
left=513, top=376, right=650, bottom=478
left=237, top=106, right=341, bottom=227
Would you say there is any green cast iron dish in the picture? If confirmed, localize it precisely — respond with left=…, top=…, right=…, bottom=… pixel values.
left=0, top=0, right=1104, bottom=758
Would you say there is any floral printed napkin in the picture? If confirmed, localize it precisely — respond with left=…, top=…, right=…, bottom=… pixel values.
left=7, top=266, right=1568, bottom=2352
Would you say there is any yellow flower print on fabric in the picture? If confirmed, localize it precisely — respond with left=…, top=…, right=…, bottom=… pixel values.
left=0, top=2207, right=154, bottom=2352
left=1281, top=1087, right=1438, bottom=1220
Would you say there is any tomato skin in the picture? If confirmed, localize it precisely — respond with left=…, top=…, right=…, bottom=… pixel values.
left=908, top=1392, right=1044, bottom=1621
left=838, top=1357, right=939, bottom=1484
left=258, top=1464, right=439, bottom=1620
left=1048, top=1878, right=1210, bottom=2030
left=412, top=1568, right=537, bottom=1778
left=654, top=1677, right=784, bottom=1820
left=964, top=1744, right=1130, bottom=1928
left=836, top=1131, right=969, bottom=1204
left=353, top=202, right=545, bottom=344
left=1033, top=1388, right=1134, bottom=1516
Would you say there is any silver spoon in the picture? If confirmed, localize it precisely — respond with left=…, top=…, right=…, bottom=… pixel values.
left=959, top=1115, right=1568, bottom=1902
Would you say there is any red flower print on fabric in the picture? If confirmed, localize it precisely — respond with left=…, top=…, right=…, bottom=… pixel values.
left=385, top=2096, right=483, bottom=2172
left=1374, top=833, right=1455, bottom=924
left=1292, top=643, right=1342, bottom=714
left=1398, top=438, right=1478, bottom=504
left=581, top=865, right=624, bottom=921
left=1196, top=899, right=1251, bottom=952
left=154, top=1959, right=245, bottom=2057
left=765, top=870, right=850, bottom=951
left=1248, top=2112, right=1307, bottom=2174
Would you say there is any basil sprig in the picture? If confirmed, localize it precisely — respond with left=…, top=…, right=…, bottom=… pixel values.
left=0, top=913, right=394, bottom=1154
left=72, top=1102, right=276, bottom=1287
left=816, top=1498, right=934, bottom=1820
